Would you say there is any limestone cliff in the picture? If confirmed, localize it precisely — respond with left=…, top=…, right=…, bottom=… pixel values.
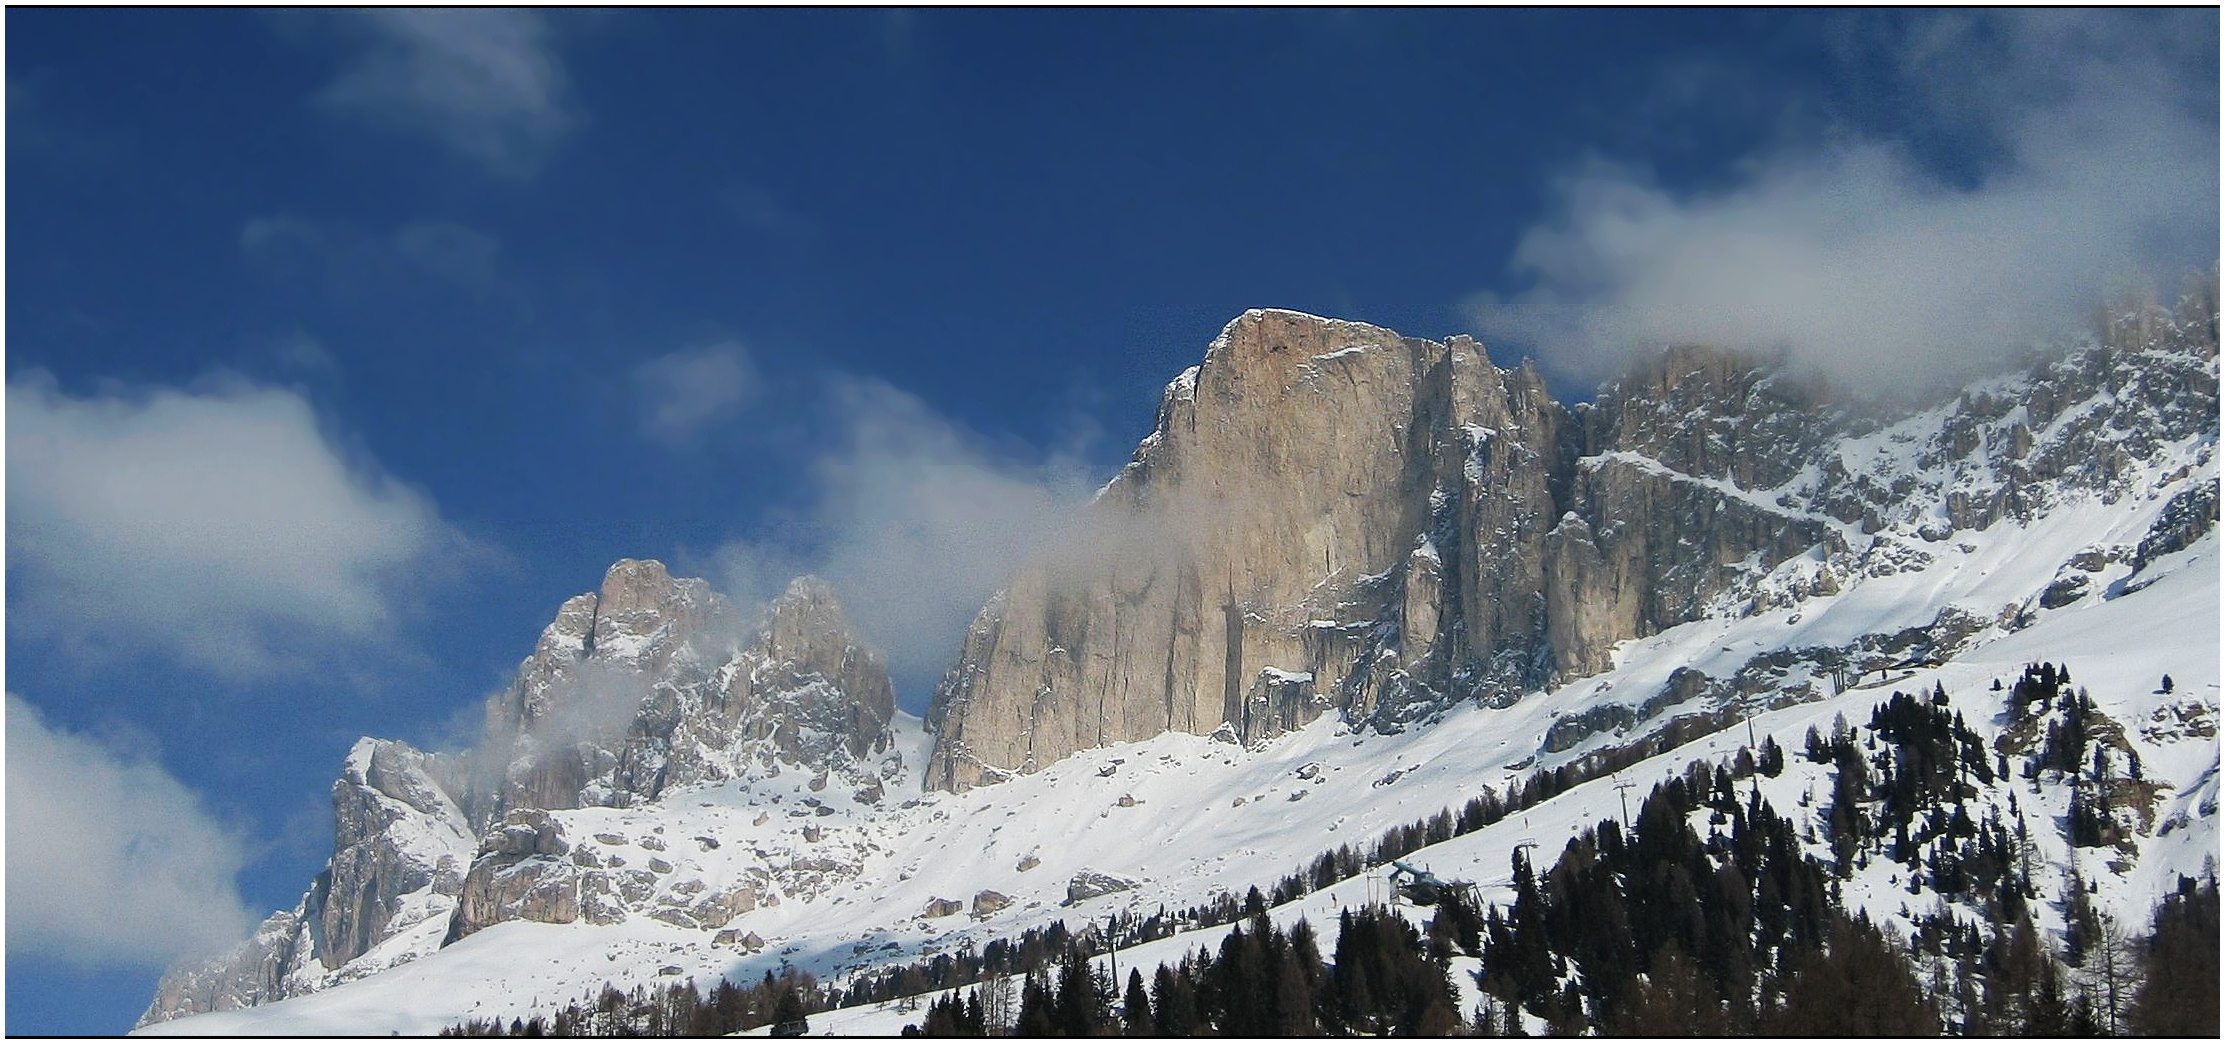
left=927, top=299, right=2220, bottom=791
left=927, top=310, right=1581, bottom=789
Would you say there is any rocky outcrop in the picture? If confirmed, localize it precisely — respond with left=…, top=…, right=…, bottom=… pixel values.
left=484, top=564, right=896, bottom=817
left=444, top=568, right=894, bottom=941
left=314, top=739, right=476, bottom=968
left=446, top=810, right=580, bottom=942
left=1065, top=869, right=1139, bottom=904
left=136, top=905, right=310, bottom=1026
left=2132, top=479, right=2219, bottom=576
left=638, top=576, right=897, bottom=795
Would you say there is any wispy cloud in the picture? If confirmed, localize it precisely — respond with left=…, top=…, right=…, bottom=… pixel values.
left=1470, top=10, right=2220, bottom=391
left=6, top=372, right=471, bottom=679
left=241, top=214, right=504, bottom=298
left=390, top=220, right=503, bottom=287
left=634, top=343, right=762, bottom=446
left=317, top=9, right=573, bottom=177
left=272, top=330, right=340, bottom=376
left=702, top=377, right=1098, bottom=700
left=718, top=182, right=818, bottom=240
left=5, top=695, right=255, bottom=967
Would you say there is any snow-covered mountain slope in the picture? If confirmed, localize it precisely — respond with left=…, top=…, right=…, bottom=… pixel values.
left=141, top=298, right=2218, bottom=1034
left=144, top=474, right=2217, bottom=1035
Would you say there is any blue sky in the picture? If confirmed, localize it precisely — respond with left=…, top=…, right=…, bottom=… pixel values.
left=5, top=9, right=2215, bottom=1034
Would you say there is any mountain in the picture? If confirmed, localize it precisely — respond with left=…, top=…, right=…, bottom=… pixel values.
left=137, top=563, right=899, bottom=1026
left=139, top=296, right=2218, bottom=1035
left=928, top=300, right=2217, bottom=789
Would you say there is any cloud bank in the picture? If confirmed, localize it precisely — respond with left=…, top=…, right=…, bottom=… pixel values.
left=1472, top=10, right=2219, bottom=391
left=5, top=695, right=255, bottom=966
left=634, top=343, right=762, bottom=446
left=318, top=8, right=573, bottom=176
left=7, top=373, right=466, bottom=679
left=705, top=378, right=1098, bottom=701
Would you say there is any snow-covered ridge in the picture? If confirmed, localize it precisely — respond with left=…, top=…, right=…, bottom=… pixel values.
left=146, top=518, right=2218, bottom=1035
left=144, top=302, right=2220, bottom=1034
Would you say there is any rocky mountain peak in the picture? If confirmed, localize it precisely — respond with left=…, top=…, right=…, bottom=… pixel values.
left=1201, top=308, right=1410, bottom=383
left=485, top=559, right=894, bottom=814
left=765, top=574, right=853, bottom=659
left=761, top=575, right=896, bottom=728
left=586, top=557, right=716, bottom=666
left=143, top=561, right=903, bottom=1024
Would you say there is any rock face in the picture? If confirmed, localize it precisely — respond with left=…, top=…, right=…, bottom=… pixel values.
left=928, top=311, right=1577, bottom=789
left=135, top=737, right=475, bottom=1026
left=143, top=561, right=897, bottom=1026
left=135, top=904, right=310, bottom=1026
left=928, top=299, right=2221, bottom=791
left=482, top=566, right=895, bottom=819
left=440, top=568, right=893, bottom=942
left=316, top=739, right=476, bottom=967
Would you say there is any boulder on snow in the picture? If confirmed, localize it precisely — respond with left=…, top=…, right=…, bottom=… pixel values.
left=1064, top=869, right=1137, bottom=904
left=715, top=928, right=767, bottom=952
left=922, top=897, right=964, bottom=918
left=972, top=890, right=1013, bottom=916
left=2039, top=574, right=2091, bottom=609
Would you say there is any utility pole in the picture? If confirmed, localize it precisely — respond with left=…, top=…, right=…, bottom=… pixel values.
left=1614, top=778, right=1637, bottom=831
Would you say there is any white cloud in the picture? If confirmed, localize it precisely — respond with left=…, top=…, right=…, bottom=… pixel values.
left=634, top=344, right=762, bottom=446
left=5, top=695, right=256, bottom=966
left=318, top=8, right=572, bottom=176
left=1471, top=10, right=2219, bottom=391
left=6, top=373, right=465, bottom=678
left=704, top=378, right=1097, bottom=700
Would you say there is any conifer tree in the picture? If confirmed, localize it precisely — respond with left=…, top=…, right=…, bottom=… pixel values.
left=2129, top=876, right=2220, bottom=1036
left=1121, top=969, right=1151, bottom=1036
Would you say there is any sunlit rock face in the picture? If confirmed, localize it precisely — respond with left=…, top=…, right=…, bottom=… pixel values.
left=929, top=309, right=1579, bottom=790
left=930, top=297, right=2220, bottom=791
